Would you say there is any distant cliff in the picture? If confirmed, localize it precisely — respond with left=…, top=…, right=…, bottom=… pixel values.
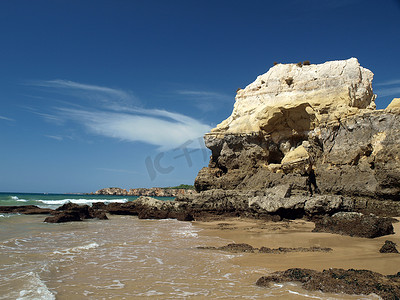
left=90, top=186, right=196, bottom=197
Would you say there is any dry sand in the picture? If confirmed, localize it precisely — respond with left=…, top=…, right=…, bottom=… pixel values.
left=193, top=217, right=400, bottom=275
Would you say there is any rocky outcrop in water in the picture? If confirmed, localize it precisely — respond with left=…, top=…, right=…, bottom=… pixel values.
left=256, top=268, right=400, bottom=300
left=0, top=205, right=52, bottom=215
left=175, top=58, right=400, bottom=223
left=44, top=203, right=108, bottom=223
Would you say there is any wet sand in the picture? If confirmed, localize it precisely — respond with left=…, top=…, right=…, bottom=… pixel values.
left=194, top=217, right=400, bottom=276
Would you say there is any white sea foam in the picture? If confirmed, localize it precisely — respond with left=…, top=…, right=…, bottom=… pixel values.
left=17, top=199, right=28, bottom=202
left=11, top=196, right=19, bottom=200
left=53, top=242, right=99, bottom=255
left=37, top=198, right=129, bottom=205
left=173, top=225, right=200, bottom=238
left=16, top=272, right=55, bottom=300
left=288, top=290, right=323, bottom=299
left=136, top=290, right=165, bottom=296
left=104, top=280, right=125, bottom=289
left=0, top=213, right=18, bottom=218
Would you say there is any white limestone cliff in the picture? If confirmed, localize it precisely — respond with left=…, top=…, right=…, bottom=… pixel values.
left=212, top=58, right=376, bottom=135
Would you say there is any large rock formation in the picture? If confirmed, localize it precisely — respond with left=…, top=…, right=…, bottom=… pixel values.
left=180, top=58, right=400, bottom=219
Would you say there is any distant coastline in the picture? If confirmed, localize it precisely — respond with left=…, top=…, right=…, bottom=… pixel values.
left=88, top=184, right=196, bottom=197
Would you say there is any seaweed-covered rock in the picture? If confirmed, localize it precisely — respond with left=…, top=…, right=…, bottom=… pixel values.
left=44, top=212, right=82, bottom=223
left=219, top=243, right=255, bottom=253
left=45, top=203, right=108, bottom=223
left=0, top=205, right=52, bottom=215
left=256, top=268, right=400, bottom=300
left=380, top=240, right=399, bottom=253
left=313, top=212, right=394, bottom=238
left=258, top=246, right=332, bottom=253
left=198, top=243, right=332, bottom=254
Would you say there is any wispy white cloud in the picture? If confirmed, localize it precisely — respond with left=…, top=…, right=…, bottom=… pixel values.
left=375, top=79, right=400, bottom=97
left=177, top=90, right=231, bottom=99
left=375, top=87, right=400, bottom=98
left=0, top=115, right=15, bottom=121
left=57, top=107, right=211, bottom=150
left=44, top=135, right=63, bottom=141
left=375, top=79, right=400, bottom=86
left=28, top=109, right=65, bottom=125
left=176, top=89, right=233, bottom=112
left=29, top=79, right=132, bottom=101
left=28, top=79, right=212, bottom=150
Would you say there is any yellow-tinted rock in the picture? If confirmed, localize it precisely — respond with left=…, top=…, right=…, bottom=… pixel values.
left=386, top=98, right=400, bottom=113
left=281, top=145, right=309, bottom=165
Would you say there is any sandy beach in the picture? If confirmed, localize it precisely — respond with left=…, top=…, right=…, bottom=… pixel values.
left=194, top=217, right=400, bottom=276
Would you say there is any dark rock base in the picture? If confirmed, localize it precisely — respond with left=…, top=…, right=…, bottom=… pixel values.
left=256, top=268, right=400, bottom=300
left=44, top=203, right=108, bottom=223
left=198, top=243, right=332, bottom=254
left=0, top=205, right=52, bottom=215
left=313, top=212, right=394, bottom=238
left=380, top=241, right=399, bottom=253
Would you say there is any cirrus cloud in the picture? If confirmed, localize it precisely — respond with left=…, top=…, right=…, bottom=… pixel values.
left=57, top=107, right=211, bottom=150
left=27, top=80, right=212, bottom=150
left=375, top=79, right=400, bottom=97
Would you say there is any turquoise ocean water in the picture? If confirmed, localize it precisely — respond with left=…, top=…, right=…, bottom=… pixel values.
left=0, top=192, right=174, bottom=209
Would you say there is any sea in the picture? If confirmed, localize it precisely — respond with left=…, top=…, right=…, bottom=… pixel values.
left=0, top=193, right=379, bottom=299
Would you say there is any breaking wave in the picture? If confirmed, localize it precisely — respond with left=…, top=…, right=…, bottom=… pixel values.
left=37, top=198, right=129, bottom=206
left=53, top=242, right=99, bottom=255
left=16, top=272, right=55, bottom=300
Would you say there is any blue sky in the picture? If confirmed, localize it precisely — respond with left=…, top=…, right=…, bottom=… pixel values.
left=0, top=0, right=399, bottom=193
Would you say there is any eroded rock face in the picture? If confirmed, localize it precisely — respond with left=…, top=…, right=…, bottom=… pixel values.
left=194, top=58, right=400, bottom=210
